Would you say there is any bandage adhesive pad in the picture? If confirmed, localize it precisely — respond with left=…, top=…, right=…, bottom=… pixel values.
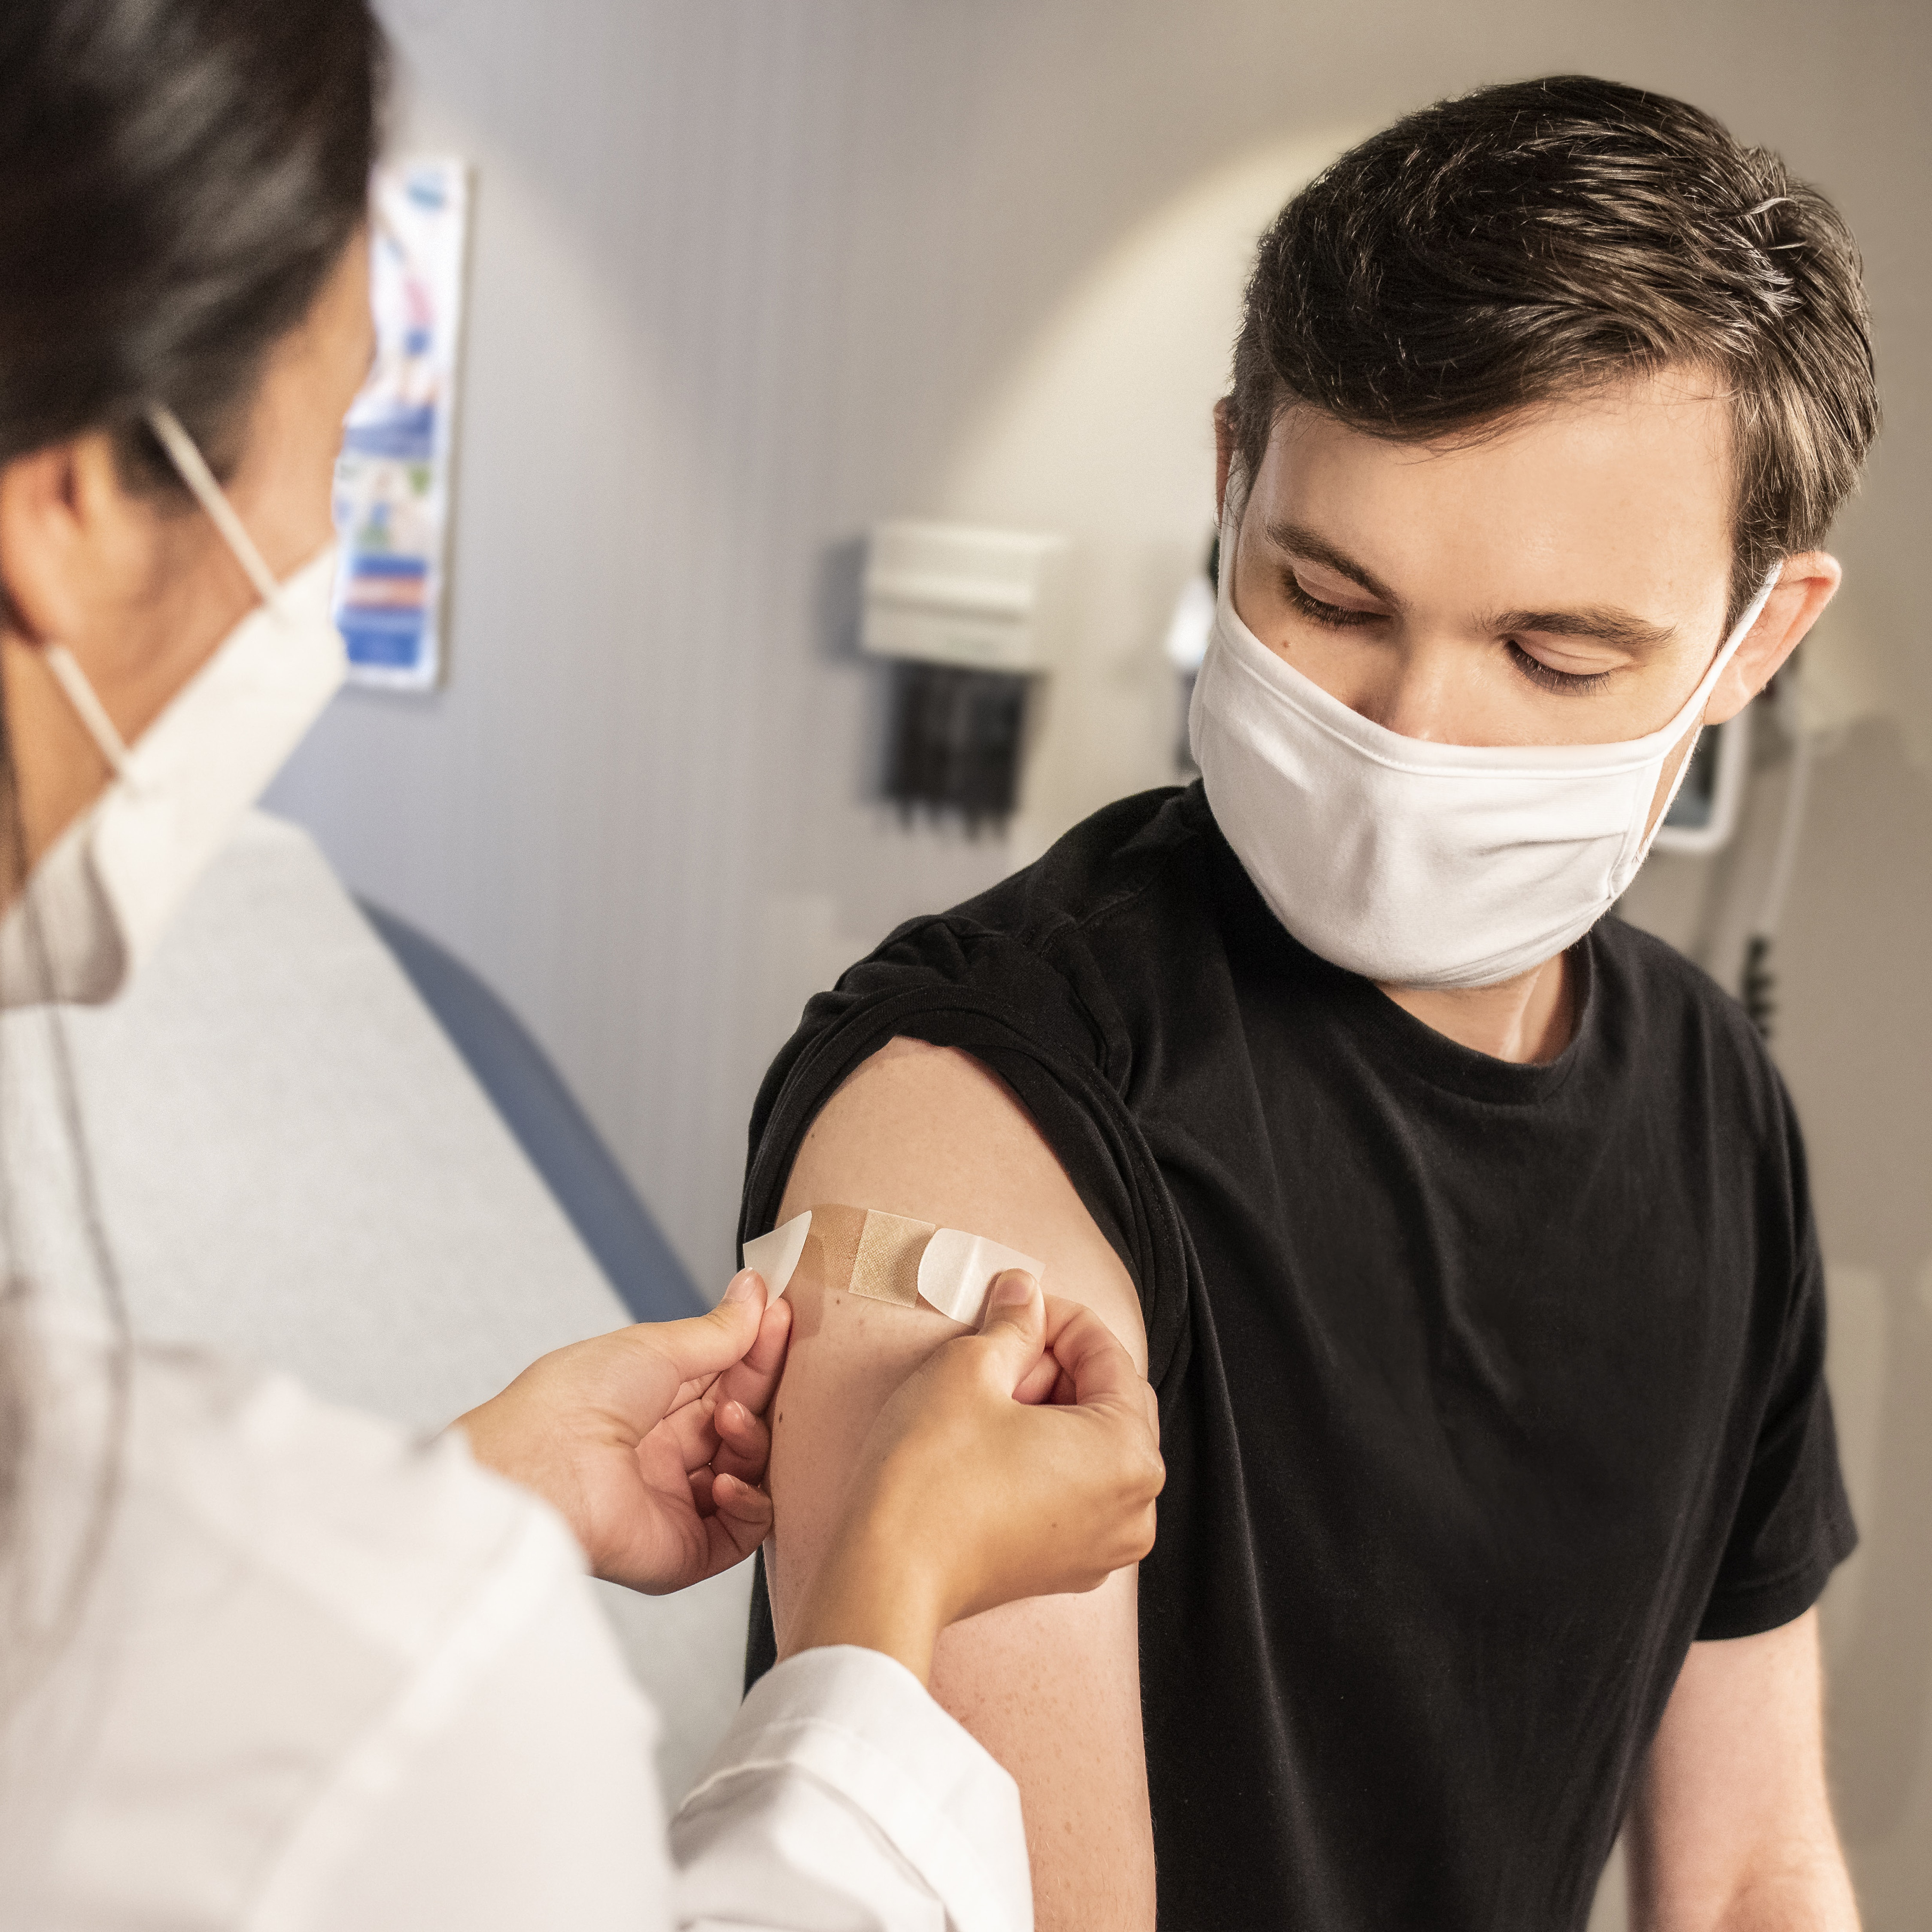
left=742, top=1206, right=1042, bottom=1328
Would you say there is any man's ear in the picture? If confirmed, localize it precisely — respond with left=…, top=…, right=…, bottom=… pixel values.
left=1212, top=398, right=1236, bottom=524
left=1702, top=551, right=1841, bottom=726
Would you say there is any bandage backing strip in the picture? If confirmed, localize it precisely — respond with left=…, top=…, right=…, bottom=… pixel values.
left=742, top=1206, right=1041, bottom=1328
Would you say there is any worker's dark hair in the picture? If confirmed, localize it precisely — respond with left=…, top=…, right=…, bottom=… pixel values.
left=0, top=0, right=386, bottom=1712
left=1228, top=76, right=1880, bottom=627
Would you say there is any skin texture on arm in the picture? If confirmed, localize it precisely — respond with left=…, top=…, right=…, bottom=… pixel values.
left=765, top=1036, right=1156, bottom=1932
left=1626, top=1610, right=1859, bottom=1932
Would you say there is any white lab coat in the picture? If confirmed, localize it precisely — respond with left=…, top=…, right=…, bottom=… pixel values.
left=0, top=1311, right=1032, bottom=1932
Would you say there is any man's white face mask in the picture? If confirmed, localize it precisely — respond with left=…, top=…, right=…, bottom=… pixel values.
left=1188, top=491, right=1778, bottom=990
left=0, top=409, right=346, bottom=1007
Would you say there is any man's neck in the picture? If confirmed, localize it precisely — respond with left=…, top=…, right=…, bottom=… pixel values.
left=1376, top=950, right=1575, bottom=1066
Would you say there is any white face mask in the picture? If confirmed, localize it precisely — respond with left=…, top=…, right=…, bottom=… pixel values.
left=0, top=409, right=346, bottom=1006
left=1189, top=498, right=1778, bottom=989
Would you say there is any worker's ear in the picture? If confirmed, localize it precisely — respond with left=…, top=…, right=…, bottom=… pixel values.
left=0, top=434, right=160, bottom=648
left=1701, top=552, right=1839, bottom=727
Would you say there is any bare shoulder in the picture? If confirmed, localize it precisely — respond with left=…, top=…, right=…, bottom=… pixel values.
left=778, top=1036, right=1145, bottom=1368
left=765, top=1036, right=1156, bottom=1932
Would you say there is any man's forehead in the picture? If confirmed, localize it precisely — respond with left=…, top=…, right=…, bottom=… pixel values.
left=1267, top=370, right=1732, bottom=471
left=1256, top=378, right=1735, bottom=620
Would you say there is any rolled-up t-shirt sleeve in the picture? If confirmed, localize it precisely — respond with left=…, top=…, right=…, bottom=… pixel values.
left=1696, top=1210, right=1858, bottom=1641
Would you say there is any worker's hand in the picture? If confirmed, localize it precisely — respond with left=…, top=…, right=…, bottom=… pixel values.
left=456, top=1270, right=791, bottom=1594
left=783, top=1272, right=1163, bottom=1683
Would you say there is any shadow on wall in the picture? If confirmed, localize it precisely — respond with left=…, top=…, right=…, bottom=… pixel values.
left=1778, top=720, right=1932, bottom=1894
left=811, top=534, right=904, bottom=810
left=1624, top=713, right=1932, bottom=1922
left=1829, top=1281, right=1932, bottom=1849
left=927, top=127, right=1368, bottom=857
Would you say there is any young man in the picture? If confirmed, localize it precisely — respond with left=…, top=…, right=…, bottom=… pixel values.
left=741, top=76, right=1875, bottom=1931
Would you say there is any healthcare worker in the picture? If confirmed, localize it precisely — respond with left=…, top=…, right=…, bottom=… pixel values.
left=0, top=3, right=1163, bottom=1928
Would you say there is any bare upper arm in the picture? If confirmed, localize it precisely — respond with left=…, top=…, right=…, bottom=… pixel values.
left=764, top=1036, right=1154, bottom=1932
left=1625, top=1610, right=1857, bottom=1931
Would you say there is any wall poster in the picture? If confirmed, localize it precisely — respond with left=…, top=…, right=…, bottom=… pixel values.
left=333, top=157, right=471, bottom=690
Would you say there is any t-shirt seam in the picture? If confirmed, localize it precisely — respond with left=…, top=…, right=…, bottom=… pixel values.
left=952, top=817, right=1214, bottom=1083
left=1062, top=828, right=1209, bottom=945
left=855, top=915, right=1135, bottom=1091
left=1706, top=1537, right=1850, bottom=1608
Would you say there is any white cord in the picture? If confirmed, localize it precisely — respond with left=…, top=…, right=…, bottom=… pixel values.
left=145, top=406, right=284, bottom=607
left=43, top=644, right=134, bottom=778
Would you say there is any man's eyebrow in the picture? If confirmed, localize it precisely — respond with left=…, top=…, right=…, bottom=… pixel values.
left=1264, top=516, right=1679, bottom=652
left=1262, top=519, right=1401, bottom=606
left=1483, top=606, right=1678, bottom=653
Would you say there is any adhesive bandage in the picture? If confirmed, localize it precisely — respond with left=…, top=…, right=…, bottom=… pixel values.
left=742, top=1205, right=1042, bottom=1327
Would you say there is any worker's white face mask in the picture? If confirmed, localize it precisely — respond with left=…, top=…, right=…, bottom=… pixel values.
left=1188, top=495, right=1778, bottom=989
left=0, top=410, right=346, bottom=1006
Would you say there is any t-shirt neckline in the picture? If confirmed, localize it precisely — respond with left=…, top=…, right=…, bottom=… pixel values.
left=1343, top=941, right=1597, bottom=1106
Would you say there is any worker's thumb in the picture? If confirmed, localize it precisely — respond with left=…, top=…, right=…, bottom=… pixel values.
left=975, top=1270, right=1047, bottom=1391
left=635, top=1269, right=767, bottom=1387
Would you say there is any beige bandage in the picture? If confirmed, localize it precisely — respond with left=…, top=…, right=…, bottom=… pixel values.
left=743, top=1206, right=1041, bottom=1327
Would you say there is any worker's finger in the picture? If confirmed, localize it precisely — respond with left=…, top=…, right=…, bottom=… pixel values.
left=711, top=1397, right=772, bottom=1485
left=969, top=1272, right=1050, bottom=1394
left=1047, top=1299, right=1146, bottom=1411
left=1012, top=1348, right=1062, bottom=1405
left=714, top=1292, right=792, bottom=1423
left=666, top=1393, right=725, bottom=1474
left=706, top=1470, right=775, bottom=1562
left=616, top=1273, right=769, bottom=1432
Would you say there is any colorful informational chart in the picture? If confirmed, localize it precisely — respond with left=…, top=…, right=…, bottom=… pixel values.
left=333, top=158, right=471, bottom=690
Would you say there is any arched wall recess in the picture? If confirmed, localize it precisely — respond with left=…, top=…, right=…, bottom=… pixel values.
left=928, top=130, right=1368, bottom=859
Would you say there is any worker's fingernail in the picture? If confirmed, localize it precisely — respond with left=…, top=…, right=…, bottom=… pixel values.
left=990, top=1270, right=1036, bottom=1308
left=723, top=1269, right=762, bottom=1307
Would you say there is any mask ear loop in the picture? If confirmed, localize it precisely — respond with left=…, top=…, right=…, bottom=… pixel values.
left=37, top=409, right=288, bottom=788
left=41, top=650, right=134, bottom=780
left=1640, top=562, right=1784, bottom=855
left=145, top=407, right=285, bottom=610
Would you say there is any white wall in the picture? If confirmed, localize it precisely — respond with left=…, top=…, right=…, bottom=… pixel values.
left=265, top=2, right=1932, bottom=1920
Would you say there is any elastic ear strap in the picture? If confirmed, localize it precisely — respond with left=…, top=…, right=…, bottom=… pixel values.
left=742, top=1206, right=1042, bottom=1327
left=1694, top=564, right=1784, bottom=711
left=1640, top=564, right=1784, bottom=855
left=146, top=407, right=285, bottom=608
left=42, top=646, right=134, bottom=778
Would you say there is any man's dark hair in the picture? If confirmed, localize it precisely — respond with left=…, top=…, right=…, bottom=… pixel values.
left=1230, top=76, right=1879, bottom=624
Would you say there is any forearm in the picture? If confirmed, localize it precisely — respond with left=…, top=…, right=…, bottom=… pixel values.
left=1631, top=1847, right=1859, bottom=1932
left=1630, top=1616, right=1857, bottom=1932
left=1715, top=1857, right=1859, bottom=1932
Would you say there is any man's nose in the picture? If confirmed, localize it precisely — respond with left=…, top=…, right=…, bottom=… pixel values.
left=1351, top=637, right=1461, bottom=744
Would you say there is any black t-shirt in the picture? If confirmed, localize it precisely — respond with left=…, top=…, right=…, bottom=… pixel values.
left=740, top=782, right=1854, bottom=1931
